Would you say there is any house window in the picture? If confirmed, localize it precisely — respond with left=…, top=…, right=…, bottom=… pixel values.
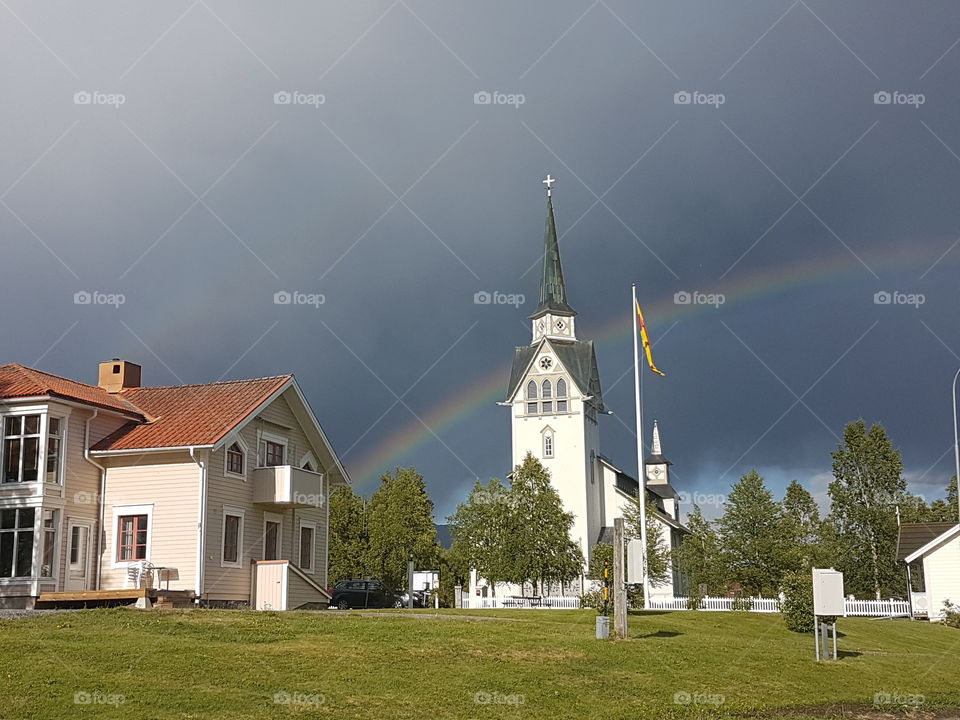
left=543, top=431, right=554, bottom=459
left=3, top=415, right=41, bottom=483
left=117, top=515, right=148, bottom=562
left=263, top=516, right=281, bottom=561
left=556, top=379, right=568, bottom=412
left=0, top=508, right=35, bottom=577
left=262, top=440, right=285, bottom=467
left=46, top=418, right=63, bottom=484
left=40, top=509, right=58, bottom=577
left=226, top=442, right=245, bottom=476
left=299, top=522, right=315, bottom=571
left=222, top=509, right=244, bottom=567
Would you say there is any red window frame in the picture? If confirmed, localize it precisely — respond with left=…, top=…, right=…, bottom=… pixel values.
left=117, top=514, right=148, bottom=562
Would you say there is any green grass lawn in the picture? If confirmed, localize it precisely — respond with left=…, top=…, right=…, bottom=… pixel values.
left=1, top=608, right=957, bottom=719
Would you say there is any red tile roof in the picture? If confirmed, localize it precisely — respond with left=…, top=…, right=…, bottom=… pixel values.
left=91, top=375, right=292, bottom=451
left=0, top=364, right=143, bottom=417
left=0, top=364, right=292, bottom=452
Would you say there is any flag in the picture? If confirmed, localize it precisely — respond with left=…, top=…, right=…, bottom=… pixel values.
left=635, top=301, right=665, bottom=376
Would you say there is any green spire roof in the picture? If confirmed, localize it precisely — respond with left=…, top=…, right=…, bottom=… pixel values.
left=532, top=195, right=576, bottom=318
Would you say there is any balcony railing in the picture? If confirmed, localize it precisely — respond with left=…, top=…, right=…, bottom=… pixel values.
left=252, top=465, right=324, bottom=508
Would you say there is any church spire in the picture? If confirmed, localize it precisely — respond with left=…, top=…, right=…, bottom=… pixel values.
left=532, top=175, right=576, bottom=319
left=651, top=420, right=662, bottom=455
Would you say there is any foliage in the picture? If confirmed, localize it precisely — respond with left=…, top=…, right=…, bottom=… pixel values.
left=827, top=420, right=907, bottom=599
left=587, top=542, right=613, bottom=582
left=718, top=470, right=789, bottom=597
left=626, top=584, right=645, bottom=610
left=675, top=505, right=727, bottom=596
left=779, top=480, right=825, bottom=572
left=924, top=477, right=959, bottom=523
left=943, top=600, right=960, bottom=629
left=731, top=593, right=754, bottom=612
left=327, top=485, right=368, bottom=583
left=781, top=571, right=814, bottom=633
left=447, top=477, right=511, bottom=589
left=622, top=498, right=671, bottom=586
left=499, top=453, right=585, bottom=591
left=685, top=593, right=704, bottom=610
left=364, top=467, right=438, bottom=592
left=578, top=589, right=607, bottom=612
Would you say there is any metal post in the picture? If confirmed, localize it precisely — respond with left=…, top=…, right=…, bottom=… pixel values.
left=832, top=623, right=837, bottom=660
left=814, top=621, right=820, bottom=661
left=953, top=368, right=960, bottom=524
left=613, top=518, right=628, bottom=638
left=407, top=558, right=414, bottom=610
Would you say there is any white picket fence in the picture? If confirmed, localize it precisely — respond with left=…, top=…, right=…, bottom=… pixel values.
left=461, top=595, right=911, bottom=617
left=462, top=596, right=581, bottom=609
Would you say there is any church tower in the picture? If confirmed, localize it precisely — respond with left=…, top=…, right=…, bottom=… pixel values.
left=505, top=176, right=605, bottom=566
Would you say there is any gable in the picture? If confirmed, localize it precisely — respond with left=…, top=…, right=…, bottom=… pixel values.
left=505, top=339, right=604, bottom=411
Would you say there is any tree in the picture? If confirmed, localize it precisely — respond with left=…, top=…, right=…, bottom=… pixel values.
left=674, top=505, right=727, bottom=596
left=926, top=477, right=959, bottom=522
left=327, top=486, right=368, bottom=583
left=447, top=478, right=511, bottom=593
left=717, top=470, right=788, bottom=597
left=779, top=480, right=823, bottom=572
left=827, top=420, right=906, bottom=599
left=364, top=467, right=438, bottom=591
left=501, top=453, right=584, bottom=593
left=622, top=498, right=672, bottom=586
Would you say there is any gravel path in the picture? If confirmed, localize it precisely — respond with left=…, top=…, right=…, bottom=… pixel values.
left=0, top=608, right=79, bottom=620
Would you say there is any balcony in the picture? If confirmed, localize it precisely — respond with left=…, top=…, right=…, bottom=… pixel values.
left=252, top=465, right=324, bottom=508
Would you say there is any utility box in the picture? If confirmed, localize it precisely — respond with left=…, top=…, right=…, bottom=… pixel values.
left=812, top=568, right=846, bottom=617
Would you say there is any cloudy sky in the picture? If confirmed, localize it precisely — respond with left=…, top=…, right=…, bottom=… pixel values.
left=3, top=1, right=960, bottom=521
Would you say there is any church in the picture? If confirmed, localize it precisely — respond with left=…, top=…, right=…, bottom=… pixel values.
left=469, top=178, right=687, bottom=602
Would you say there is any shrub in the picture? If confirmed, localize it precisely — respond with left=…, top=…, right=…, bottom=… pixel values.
left=579, top=590, right=609, bottom=615
left=781, top=571, right=814, bottom=633
left=685, top=593, right=704, bottom=610
left=731, top=593, right=754, bottom=612
left=943, top=600, right=960, bottom=629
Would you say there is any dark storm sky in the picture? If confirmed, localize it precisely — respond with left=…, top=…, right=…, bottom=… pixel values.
left=3, top=1, right=960, bottom=521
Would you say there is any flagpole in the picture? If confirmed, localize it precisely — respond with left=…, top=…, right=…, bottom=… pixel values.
left=631, top=283, right=650, bottom=609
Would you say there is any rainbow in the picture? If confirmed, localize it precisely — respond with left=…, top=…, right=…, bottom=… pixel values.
left=347, top=237, right=957, bottom=485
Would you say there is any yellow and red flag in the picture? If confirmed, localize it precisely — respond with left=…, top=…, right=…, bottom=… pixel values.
left=635, top=301, right=665, bottom=376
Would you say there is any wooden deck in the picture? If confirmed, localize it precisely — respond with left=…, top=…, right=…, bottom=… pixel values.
left=36, top=588, right=196, bottom=608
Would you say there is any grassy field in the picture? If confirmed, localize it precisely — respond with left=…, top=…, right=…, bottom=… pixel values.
left=1, top=608, right=958, bottom=720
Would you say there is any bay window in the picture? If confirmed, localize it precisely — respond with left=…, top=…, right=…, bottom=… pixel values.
left=3, top=415, right=40, bottom=483
left=0, top=508, right=35, bottom=577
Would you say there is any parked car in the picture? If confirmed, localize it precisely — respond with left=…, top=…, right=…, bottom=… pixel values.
left=396, top=590, right=428, bottom=608
left=329, top=579, right=397, bottom=609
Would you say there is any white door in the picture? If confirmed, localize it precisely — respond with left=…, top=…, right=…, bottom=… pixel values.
left=65, top=520, right=93, bottom=592
left=255, top=561, right=287, bottom=611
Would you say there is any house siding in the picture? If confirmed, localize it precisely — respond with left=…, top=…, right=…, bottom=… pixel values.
left=286, top=567, right=327, bottom=609
left=98, top=453, right=199, bottom=592
left=203, top=389, right=330, bottom=603
left=923, top=534, right=960, bottom=621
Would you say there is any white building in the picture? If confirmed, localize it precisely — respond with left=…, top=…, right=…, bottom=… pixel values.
left=899, top=522, right=960, bottom=621
left=469, top=182, right=686, bottom=602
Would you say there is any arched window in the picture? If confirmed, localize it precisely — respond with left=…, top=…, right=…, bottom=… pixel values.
left=226, top=442, right=245, bottom=476
left=526, top=380, right=538, bottom=415
left=556, top=378, right=568, bottom=412
left=541, top=380, right=553, bottom=413
left=542, top=428, right=554, bottom=459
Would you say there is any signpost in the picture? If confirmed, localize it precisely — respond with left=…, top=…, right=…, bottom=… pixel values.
left=812, top=568, right=845, bottom=661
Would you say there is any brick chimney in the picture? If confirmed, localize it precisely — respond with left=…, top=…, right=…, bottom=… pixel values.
left=98, top=359, right=141, bottom=393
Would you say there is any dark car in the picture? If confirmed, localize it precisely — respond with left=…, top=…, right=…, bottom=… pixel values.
left=329, top=579, right=396, bottom=609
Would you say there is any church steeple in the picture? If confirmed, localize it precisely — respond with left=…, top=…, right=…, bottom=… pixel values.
left=530, top=175, right=577, bottom=343
left=532, top=191, right=576, bottom=319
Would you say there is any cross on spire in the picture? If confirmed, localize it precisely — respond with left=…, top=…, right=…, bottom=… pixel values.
left=542, top=173, right=556, bottom=197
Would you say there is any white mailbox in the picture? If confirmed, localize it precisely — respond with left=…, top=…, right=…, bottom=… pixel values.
left=812, top=568, right=846, bottom=617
